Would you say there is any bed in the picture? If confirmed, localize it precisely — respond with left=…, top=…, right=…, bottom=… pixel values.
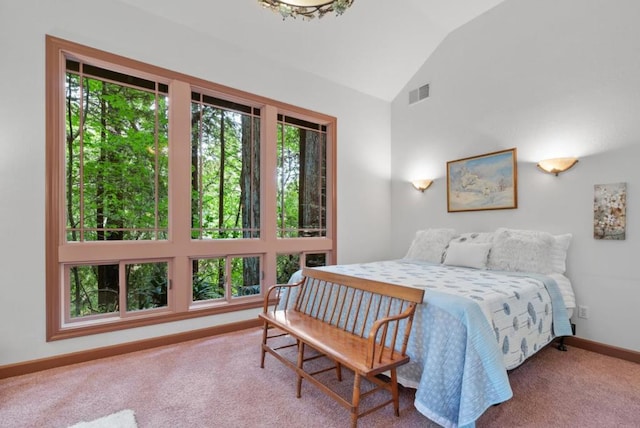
left=286, top=227, right=575, bottom=428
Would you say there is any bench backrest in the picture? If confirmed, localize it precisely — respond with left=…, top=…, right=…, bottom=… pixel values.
left=292, top=267, right=425, bottom=367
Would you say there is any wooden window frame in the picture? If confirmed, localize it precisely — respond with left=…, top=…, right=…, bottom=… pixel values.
left=46, top=36, right=337, bottom=341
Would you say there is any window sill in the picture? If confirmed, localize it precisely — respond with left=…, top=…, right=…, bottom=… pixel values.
left=48, top=298, right=264, bottom=341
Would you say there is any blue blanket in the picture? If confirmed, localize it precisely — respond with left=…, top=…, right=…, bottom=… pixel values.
left=409, top=290, right=513, bottom=427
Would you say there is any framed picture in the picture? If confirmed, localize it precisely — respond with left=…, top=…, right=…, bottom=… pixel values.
left=594, top=182, right=627, bottom=240
left=447, top=148, right=518, bottom=212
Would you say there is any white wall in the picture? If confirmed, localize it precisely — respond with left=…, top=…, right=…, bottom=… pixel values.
left=0, top=0, right=391, bottom=365
left=391, top=0, right=640, bottom=352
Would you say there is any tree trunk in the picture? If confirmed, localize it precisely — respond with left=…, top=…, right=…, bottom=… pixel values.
left=96, top=82, right=120, bottom=311
left=191, top=106, right=201, bottom=240
left=241, top=115, right=260, bottom=287
left=217, top=111, right=226, bottom=287
left=299, top=129, right=322, bottom=237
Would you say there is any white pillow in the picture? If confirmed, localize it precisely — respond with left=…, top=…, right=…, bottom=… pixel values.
left=550, top=233, right=572, bottom=274
left=444, top=232, right=493, bottom=261
left=443, top=242, right=492, bottom=269
left=405, top=228, right=457, bottom=263
left=488, top=228, right=555, bottom=274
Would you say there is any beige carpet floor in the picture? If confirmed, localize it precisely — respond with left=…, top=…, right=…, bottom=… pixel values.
left=0, top=327, right=639, bottom=427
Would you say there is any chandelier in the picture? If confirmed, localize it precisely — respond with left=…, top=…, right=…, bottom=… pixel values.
left=258, top=0, right=355, bottom=20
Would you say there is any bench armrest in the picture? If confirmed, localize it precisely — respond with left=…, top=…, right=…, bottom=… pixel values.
left=263, top=280, right=304, bottom=312
left=366, top=303, right=418, bottom=368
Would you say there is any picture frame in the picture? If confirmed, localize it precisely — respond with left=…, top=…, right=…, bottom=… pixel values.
left=594, top=182, right=627, bottom=240
left=447, top=148, right=518, bottom=212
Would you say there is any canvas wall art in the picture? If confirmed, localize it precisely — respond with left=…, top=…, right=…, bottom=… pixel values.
left=446, top=148, right=518, bottom=212
left=594, top=182, right=627, bottom=240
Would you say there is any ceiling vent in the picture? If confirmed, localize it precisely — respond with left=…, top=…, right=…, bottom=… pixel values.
left=409, top=84, right=430, bottom=105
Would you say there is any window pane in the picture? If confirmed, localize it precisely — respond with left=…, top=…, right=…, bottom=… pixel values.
left=277, top=117, right=327, bottom=238
left=230, top=256, right=261, bottom=298
left=191, top=94, right=260, bottom=240
left=305, top=253, right=327, bottom=268
left=276, top=253, right=327, bottom=284
left=126, top=262, right=168, bottom=311
left=65, top=63, right=169, bottom=242
left=69, top=264, right=119, bottom=318
left=276, top=253, right=300, bottom=284
left=192, top=258, right=226, bottom=302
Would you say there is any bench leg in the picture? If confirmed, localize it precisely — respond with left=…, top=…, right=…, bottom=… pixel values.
left=351, top=372, right=361, bottom=428
left=296, top=340, right=304, bottom=398
left=390, top=368, right=400, bottom=417
left=260, top=322, right=269, bottom=369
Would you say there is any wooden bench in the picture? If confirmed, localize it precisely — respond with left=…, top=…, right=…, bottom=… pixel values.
left=259, top=267, right=425, bottom=428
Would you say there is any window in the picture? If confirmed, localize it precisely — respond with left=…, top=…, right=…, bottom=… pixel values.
left=192, top=255, right=261, bottom=303
left=64, top=60, right=169, bottom=243
left=277, top=115, right=327, bottom=238
left=65, top=260, right=169, bottom=321
left=46, top=36, right=336, bottom=340
left=190, top=92, right=261, bottom=240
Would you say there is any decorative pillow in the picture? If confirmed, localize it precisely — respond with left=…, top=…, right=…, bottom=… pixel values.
left=443, top=232, right=493, bottom=262
left=550, top=233, right=572, bottom=274
left=449, top=232, right=494, bottom=244
left=405, top=228, right=457, bottom=263
left=488, top=228, right=555, bottom=274
left=443, top=242, right=492, bottom=269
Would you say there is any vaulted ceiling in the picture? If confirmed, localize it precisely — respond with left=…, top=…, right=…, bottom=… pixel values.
left=118, top=0, right=506, bottom=101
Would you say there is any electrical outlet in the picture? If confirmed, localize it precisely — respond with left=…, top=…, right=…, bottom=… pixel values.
left=578, top=305, right=590, bottom=319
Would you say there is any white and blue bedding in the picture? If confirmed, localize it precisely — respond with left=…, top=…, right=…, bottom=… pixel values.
left=292, top=259, right=573, bottom=428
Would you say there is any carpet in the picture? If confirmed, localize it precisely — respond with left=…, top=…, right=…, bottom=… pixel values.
left=68, top=409, right=137, bottom=428
left=2, top=328, right=639, bottom=427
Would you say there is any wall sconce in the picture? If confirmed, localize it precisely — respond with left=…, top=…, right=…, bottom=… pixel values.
left=411, top=179, right=433, bottom=192
left=536, top=157, right=579, bottom=176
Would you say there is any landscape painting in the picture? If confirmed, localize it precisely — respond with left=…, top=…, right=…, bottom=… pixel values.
left=447, top=148, right=517, bottom=212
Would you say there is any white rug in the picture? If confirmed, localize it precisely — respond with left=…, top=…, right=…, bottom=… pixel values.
left=68, top=409, right=137, bottom=428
